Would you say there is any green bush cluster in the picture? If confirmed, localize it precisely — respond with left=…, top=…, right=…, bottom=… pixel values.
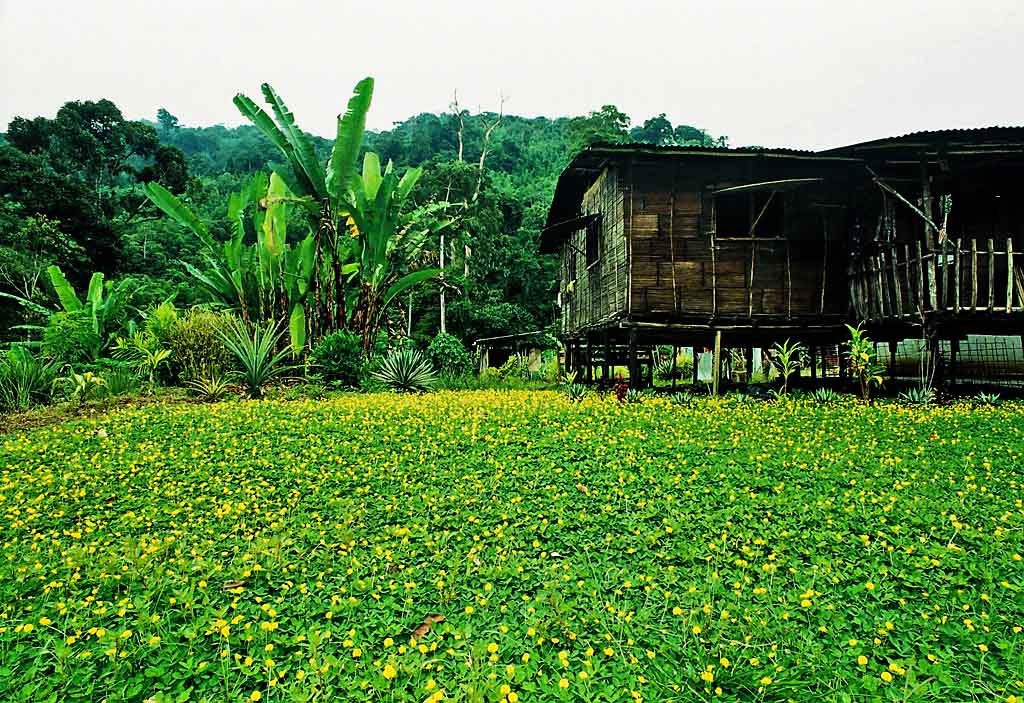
left=426, top=332, right=473, bottom=377
left=164, top=308, right=232, bottom=382
left=309, top=329, right=366, bottom=388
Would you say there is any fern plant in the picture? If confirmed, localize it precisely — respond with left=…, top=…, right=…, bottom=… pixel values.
left=370, top=348, right=437, bottom=392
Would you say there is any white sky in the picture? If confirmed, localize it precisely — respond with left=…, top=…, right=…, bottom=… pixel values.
left=1, top=0, right=1022, bottom=150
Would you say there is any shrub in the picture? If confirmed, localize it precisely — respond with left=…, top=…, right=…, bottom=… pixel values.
left=186, top=374, right=234, bottom=402
left=102, top=363, right=141, bottom=397
left=769, top=339, right=804, bottom=395
left=165, top=309, right=232, bottom=382
left=41, top=311, right=102, bottom=364
left=371, top=348, right=437, bottom=392
left=899, top=386, right=936, bottom=405
left=0, top=347, right=57, bottom=411
left=56, top=370, right=107, bottom=405
left=845, top=323, right=886, bottom=402
left=427, top=332, right=473, bottom=377
left=811, top=387, right=841, bottom=404
left=975, top=391, right=1001, bottom=407
left=497, top=353, right=530, bottom=380
left=217, top=318, right=293, bottom=400
left=112, top=332, right=172, bottom=389
left=309, top=329, right=366, bottom=387
left=144, top=301, right=179, bottom=346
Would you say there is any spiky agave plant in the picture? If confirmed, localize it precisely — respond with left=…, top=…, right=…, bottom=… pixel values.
left=0, top=347, right=57, bottom=410
left=371, top=348, right=437, bottom=392
left=217, top=318, right=293, bottom=399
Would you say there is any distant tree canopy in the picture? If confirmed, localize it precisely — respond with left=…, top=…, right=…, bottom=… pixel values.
left=1, top=93, right=725, bottom=344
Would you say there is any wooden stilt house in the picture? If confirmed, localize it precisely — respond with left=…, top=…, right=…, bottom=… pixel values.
left=542, top=130, right=1024, bottom=387
left=540, top=144, right=867, bottom=384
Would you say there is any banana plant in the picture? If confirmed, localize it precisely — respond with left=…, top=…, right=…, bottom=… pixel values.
left=234, top=78, right=374, bottom=343
left=144, top=174, right=316, bottom=354
left=344, top=153, right=447, bottom=350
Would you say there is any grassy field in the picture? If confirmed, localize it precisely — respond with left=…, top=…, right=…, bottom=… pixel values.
left=1, top=391, right=1023, bottom=702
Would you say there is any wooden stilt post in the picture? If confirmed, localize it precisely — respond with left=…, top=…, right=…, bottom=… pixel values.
left=604, top=334, right=612, bottom=385
left=584, top=336, right=593, bottom=384
left=712, top=330, right=722, bottom=396
left=745, top=347, right=754, bottom=384
left=628, top=329, right=638, bottom=389
left=691, top=347, right=700, bottom=385
left=889, top=341, right=898, bottom=381
left=810, top=345, right=818, bottom=381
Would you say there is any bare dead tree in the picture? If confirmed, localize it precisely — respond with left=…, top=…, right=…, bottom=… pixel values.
left=473, top=93, right=505, bottom=203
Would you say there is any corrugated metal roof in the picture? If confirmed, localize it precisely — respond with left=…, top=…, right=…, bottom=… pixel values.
left=824, top=126, right=1024, bottom=152
left=584, top=141, right=819, bottom=156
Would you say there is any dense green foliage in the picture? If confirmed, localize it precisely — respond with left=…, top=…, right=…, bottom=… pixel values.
left=309, top=329, right=366, bottom=387
left=1, top=392, right=1022, bottom=701
left=2, top=91, right=725, bottom=349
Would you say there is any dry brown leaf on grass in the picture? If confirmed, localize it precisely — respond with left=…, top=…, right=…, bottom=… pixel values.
left=577, top=483, right=589, bottom=496
left=411, top=614, right=445, bottom=640
left=222, top=579, right=249, bottom=591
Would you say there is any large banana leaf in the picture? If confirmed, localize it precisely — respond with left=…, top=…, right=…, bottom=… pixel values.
left=144, top=183, right=216, bottom=251
left=361, top=152, right=383, bottom=201
left=232, top=94, right=292, bottom=156
left=327, top=77, right=374, bottom=208
left=288, top=303, right=306, bottom=356
left=261, top=84, right=327, bottom=201
left=46, top=265, right=83, bottom=313
left=382, top=269, right=441, bottom=309
left=86, top=272, right=105, bottom=335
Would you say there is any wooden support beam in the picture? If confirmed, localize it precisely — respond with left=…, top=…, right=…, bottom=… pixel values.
left=904, top=244, right=914, bottom=315
left=627, top=328, right=638, bottom=388
left=988, top=238, right=996, bottom=313
left=877, top=254, right=887, bottom=319
left=940, top=238, right=950, bottom=310
left=810, top=345, right=818, bottom=381
left=953, top=239, right=961, bottom=314
left=671, top=345, right=678, bottom=391
left=970, top=239, right=978, bottom=311
left=889, top=340, right=898, bottom=381
left=691, top=347, right=700, bottom=385
left=712, top=330, right=722, bottom=397
left=915, top=240, right=927, bottom=312
left=891, top=249, right=904, bottom=318
left=1007, top=238, right=1015, bottom=313
left=710, top=235, right=718, bottom=317
left=920, top=157, right=934, bottom=249
left=928, top=245, right=939, bottom=312
left=604, top=334, right=612, bottom=385
left=786, top=240, right=793, bottom=318
left=669, top=164, right=678, bottom=314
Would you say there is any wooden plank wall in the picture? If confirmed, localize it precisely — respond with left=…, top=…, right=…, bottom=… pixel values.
left=627, top=170, right=845, bottom=321
left=560, top=168, right=628, bottom=334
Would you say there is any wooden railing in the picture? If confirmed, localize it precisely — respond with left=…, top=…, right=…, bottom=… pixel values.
left=850, top=238, right=1024, bottom=322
